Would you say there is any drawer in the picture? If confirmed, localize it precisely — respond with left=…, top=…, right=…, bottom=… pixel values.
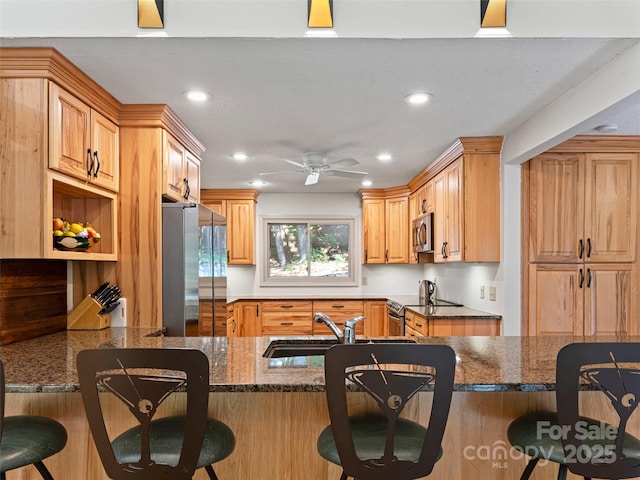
left=262, top=301, right=313, bottom=312
left=405, top=311, right=428, bottom=336
left=313, top=300, right=364, bottom=312
left=312, top=314, right=365, bottom=335
left=261, top=312, right=313, bottom=335
left=405, top=325, right=424, bottom=338
left=226, top=303, right=234, bottom=316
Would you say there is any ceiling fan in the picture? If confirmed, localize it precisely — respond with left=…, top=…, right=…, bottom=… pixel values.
left=259, top=152, right=368, bottom=185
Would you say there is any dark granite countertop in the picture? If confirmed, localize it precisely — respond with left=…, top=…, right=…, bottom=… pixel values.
left=1, top=329, right=637, bottom=393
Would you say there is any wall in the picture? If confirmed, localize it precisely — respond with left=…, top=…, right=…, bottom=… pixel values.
left=227, top=193, right=507, bottom=324
left=227, top=192, right=425, bottom=297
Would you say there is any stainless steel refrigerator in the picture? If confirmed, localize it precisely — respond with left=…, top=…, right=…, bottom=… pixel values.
left=162, top=202, right=227, bottom=336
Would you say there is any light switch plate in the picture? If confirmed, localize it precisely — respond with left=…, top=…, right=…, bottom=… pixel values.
left=489, top=286, right=496, bottom=301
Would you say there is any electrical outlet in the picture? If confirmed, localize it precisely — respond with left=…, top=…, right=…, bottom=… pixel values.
left=480, top=285, right=485, bottom=300
left=489, top=286, right=496, bottom=301
left=362, top=276, right=368, bottom=285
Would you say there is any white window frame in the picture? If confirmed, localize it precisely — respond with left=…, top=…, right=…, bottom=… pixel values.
left=261, top=216, right=358, bottom=287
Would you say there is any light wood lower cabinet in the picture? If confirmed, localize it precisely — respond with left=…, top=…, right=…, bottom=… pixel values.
left=231, top=301, right=261, bottom=337
left=528, top=263, right=637, bottom=336
left=363, top=300, right=387, bottom=336
left=405, top=310, right=428, bottom=336
left=312, top=300, right=365, bottom=336
left=405, top=311, right=501, bottom=337
left=261, top=301, right=313, bottom=335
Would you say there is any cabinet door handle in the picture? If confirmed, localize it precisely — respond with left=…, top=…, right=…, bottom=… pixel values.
left=579, top=268, right=584, bottom=288
left=587, top=238, right=592, bottom=258
left=231, top=318, right=237, bottom=333
left=93, top=151, right=100, bottom=177
left=256, top=305, right=260, bottom=316
left=183, top=178, right=190, bottom=200
left=227, top=250, right=230, bottom=262
left=421, top=198, right=427, bottom=214
left=578, top=239, right=584, bottom=259
left=442, top=241, right=448, bottom=259
left=587, top=268, right=592, bottom=288
left=87, top=148, right=94, bottom=176
left=385, top=249, right=388, bottom=263
left=364, top=250, right=368, bottom=263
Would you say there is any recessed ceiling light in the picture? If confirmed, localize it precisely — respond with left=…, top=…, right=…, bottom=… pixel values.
left=376, top=153, right=392, bottom=162
left=232, top=152, right=249, bottom=161
left=249, top=180, right=265, bottom=186
left=183, top=90, right=209, bottom=102
left=361, top=180, right=372, bottom=187
left=404, top=92, right=433, bottom=105
left=595, top=123, right=618, bottom=133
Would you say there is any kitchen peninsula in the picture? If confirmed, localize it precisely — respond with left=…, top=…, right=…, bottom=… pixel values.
left=2, top=329, right=636, bottom=480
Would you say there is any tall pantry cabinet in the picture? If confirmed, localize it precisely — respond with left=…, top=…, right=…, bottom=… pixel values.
left=524, top=136, right=639, bottom=336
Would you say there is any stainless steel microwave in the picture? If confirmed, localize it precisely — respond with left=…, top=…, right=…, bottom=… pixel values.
left=412, top=213, right=433, bottom=253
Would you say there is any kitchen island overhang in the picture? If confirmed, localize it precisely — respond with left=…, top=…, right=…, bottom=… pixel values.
left=1, top=330, right=637, bottom=480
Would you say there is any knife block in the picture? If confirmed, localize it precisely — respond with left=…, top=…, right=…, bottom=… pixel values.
left=67, top=296, right=110, bottom=330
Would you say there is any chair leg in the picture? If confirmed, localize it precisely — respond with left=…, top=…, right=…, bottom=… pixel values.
left=339, top=473, right=348, bottom=480
left=519, top=458, right=540, bottom=480
left=33, top=461, right=55, bottom=480
left=204, top=464, right=219, bottom=480
left=557, top=464, right=568, bottom=480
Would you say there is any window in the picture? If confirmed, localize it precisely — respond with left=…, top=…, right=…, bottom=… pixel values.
left=262, top=217, right=357, bottom=286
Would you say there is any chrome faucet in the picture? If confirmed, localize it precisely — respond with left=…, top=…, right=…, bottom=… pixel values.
left=313, top=312, right=365, bottom=344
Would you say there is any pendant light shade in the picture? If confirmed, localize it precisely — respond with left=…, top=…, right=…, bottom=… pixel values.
left=481, top=0, right=506, bottom=27
left=308, top=0, right=334, bottom=28
left=138, top=0, right=164, bottom=28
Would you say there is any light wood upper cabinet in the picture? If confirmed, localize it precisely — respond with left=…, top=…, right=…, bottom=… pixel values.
left=200, top=190, right=259, bottom=265
left=529, top=152, right=637, bottom=263
left=361, top=188, right=409, bottom=264
left=432, top=139, right=501, bottom=263
left=1, top=54, right=119, bottom=261
left=163, top=131, right=201, bottom=203
left=49, top=83, right=119, bottom=192
left=434, top=158, right=464, bottom=262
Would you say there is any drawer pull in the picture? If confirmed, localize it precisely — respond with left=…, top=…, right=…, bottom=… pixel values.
left=416, top=322, right=423, bottom=327
left=332, top=305, right=345, bottom=309
left=280, top=322, right=294, bottom=326
left=281, top=305, right=293, bottom=309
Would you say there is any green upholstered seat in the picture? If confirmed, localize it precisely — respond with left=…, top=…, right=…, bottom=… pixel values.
left=0, top=415, right=68, bottom=474
left=112, top=415, right=235, bottom=469
left=317, top=414, right=442, bottom=466
left=508, top=411, right=640, bottom=465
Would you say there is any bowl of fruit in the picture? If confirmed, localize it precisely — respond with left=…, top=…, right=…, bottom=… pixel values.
left=52, top=218, right=101, bottom=252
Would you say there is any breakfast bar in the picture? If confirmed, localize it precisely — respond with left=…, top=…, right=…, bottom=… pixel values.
left=2, top=330, right=638, bottom=479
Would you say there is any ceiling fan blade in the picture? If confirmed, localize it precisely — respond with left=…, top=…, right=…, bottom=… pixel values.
left=325, top=169, right=368, bottom=178
left=305, top=172, right=320, bottom=185
left=329, top=157, right=359, bottom=169
left=259, top=169, right=307, bottom=176
left=276, top=157, right=307, bottom=168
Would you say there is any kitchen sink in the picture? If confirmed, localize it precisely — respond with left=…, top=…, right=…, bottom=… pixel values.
left=263, top=338, right=416, bottom=358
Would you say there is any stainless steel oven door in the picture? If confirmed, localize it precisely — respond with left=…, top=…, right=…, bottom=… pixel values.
left=387, top=311, right=405, bottom=336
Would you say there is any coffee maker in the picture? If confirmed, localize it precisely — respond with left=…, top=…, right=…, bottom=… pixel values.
left=418, top=279, right=437, bottom=305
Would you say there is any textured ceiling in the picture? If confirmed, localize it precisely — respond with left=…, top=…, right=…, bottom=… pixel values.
left=2, top=37, right=639, bottom=193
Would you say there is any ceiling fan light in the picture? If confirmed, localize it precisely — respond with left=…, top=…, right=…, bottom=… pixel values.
left=305, top=172, right=320, bottom=185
